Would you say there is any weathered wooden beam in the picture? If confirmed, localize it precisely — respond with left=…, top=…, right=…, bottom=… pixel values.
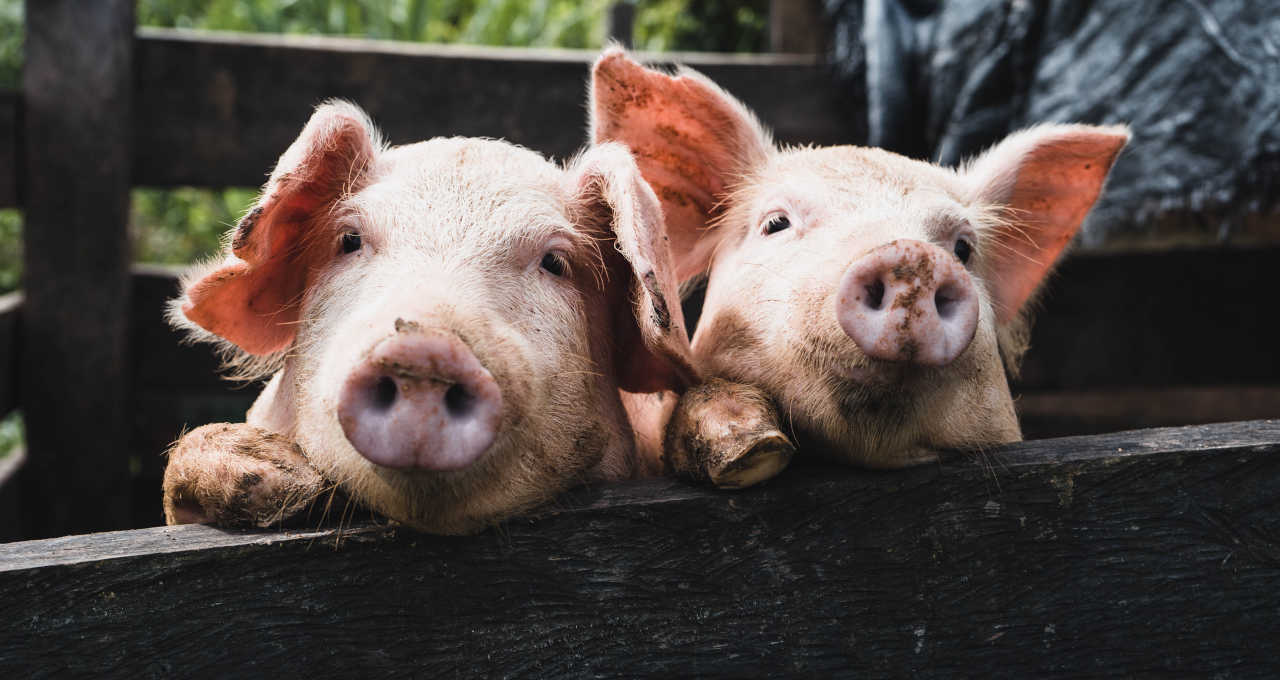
left=1, top=420, right=1277, bottom=676
left=1019, top=386, right=1280, bottom=439
left=1016, top=246, right=1280, bottom=390
left=0, top=293, right=18, bottom=418
left=131, top=28, right=861, bottom=188
left=20, top=0, right=135, bottom=538
left=0, top=91, right=18, bottom=209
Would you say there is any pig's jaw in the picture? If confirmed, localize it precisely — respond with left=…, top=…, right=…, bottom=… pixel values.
left=697, top=325, right=1019, bottom=470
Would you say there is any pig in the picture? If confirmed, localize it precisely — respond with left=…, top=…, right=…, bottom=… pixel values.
left=162, top=100, right=704, bottom=534
left=591, top=50, right=1129, bottom=474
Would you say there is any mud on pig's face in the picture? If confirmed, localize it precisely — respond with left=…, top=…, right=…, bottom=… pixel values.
left=591, top=50, right=1128, bottom=468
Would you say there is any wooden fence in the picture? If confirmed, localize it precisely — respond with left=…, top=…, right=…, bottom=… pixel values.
left=3, top=420, right=1279, bottom=675
left=0, top=1, right=1275, bottom=532
left=0, top=1, right=1277, bottom=674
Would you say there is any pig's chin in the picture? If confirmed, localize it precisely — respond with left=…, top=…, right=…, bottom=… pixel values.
left=825, top=353, right=945, bottom=393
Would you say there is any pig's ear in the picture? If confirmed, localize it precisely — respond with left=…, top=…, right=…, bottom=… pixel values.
left=571, top=143, right=700, bottom=393
left=965, top=123, right=1130, bottom=325
left=590, top=48, right=771, bottom=282
left=178, top=102, right=379, bottom=355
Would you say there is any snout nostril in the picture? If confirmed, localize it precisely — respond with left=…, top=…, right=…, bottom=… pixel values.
left=935, top=290, right=956, bottom=319
left=372, top=376, right=397, bottom=411
left=443, top=383, right=475, bottom=418
left=864, top=280, right=885, bottom=311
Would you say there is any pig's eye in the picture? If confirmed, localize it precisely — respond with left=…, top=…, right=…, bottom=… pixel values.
left=540, top=251, right=568, bottom=277
left=763, top=214, right=792, bottom=235
left=953, top=238, right=973, bottom=264
left=340, top=232, right=363, bottom=255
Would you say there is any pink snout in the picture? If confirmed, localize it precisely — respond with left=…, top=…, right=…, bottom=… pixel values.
left=836, top=239, right=979, bottom=367
left=337, top=327, right=503, bottom=471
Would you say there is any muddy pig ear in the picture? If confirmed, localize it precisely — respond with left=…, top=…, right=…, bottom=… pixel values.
left=964, top=123, right=1129, bottom=326
left=178, top=101, right=380, bottom=355
left=590, top=48, right=771, bottom=282
left=570, top=143, right=700, bottom=393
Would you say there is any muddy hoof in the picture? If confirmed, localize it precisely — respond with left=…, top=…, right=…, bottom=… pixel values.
left=665, top=378, right=795, bottom=489
left=706, top=430, right=795, bottom=489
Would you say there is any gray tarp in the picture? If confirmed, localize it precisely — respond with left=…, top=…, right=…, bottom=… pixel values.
left=824, top=0, right=1280, bottom=246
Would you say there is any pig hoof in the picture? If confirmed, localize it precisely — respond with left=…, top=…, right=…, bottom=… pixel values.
left=664, top=379, right=795, bottom=488
left=163, top=423, right=328, bottom=529
left=707, top=431, right=795, bottom=489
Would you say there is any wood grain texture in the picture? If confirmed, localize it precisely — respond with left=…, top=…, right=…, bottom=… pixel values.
left=0, top=91, right=17, bottom=208
left=131, top=28, right=860, bottom=188
left=20, top=1, right=135, bottom=538
left=1, top=420, right=1277, bottom=677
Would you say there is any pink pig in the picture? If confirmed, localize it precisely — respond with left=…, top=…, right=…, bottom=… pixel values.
left=162, top=101, right=703, bottom=534
left=592, top=50, right=1129, bottom=476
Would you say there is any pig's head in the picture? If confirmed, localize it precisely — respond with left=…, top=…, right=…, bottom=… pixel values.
left=172, top=101, right=693, bottom=532
left=592, top=51, right=1127, bottom=467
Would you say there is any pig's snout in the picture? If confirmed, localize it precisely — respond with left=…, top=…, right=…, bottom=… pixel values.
left=836, top=239, right=979, bottom=367
left=337, top=328, right=503, bottom=471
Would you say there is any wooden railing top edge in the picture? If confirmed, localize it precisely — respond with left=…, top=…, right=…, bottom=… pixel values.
left=3, top=419, right=1276, bottom=573
left=135, top=26, right=827, bottom=66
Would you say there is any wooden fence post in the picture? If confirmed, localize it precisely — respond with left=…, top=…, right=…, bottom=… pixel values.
left=606, top=2, right=635, bottom=49
left=20, top=1, right=135, bottom=538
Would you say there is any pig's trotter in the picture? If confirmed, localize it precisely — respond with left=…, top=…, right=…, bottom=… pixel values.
left=707, top=431, right=794, bottom=489
left=664, top=379, right=795, bottom=489
left=163, top=423, right=328, bottom=528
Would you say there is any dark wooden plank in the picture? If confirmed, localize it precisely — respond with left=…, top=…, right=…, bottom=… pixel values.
left=0, top=293, right=18, bottom=418
left=2, top=420, right=1278, bottom=677
left=131, top=28, right=861, bottom=188
left=0, top=91, right=18, bottom=208
left=1019, top=386, right=1280, bottom=440
left=1017, top=246, right=1280, bottom=390
left=20, top=1, right=135, bottom=539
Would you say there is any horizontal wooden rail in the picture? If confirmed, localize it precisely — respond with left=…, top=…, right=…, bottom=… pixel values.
left=1015, top=245, right=1280, bottom=390
left=130, top=28, right=858, bottom=189
left=1, top=420, right=1277, bottom=676
left=123, top=248, right=1280, bottom=399
left=0, top=32, right=854, bottom=209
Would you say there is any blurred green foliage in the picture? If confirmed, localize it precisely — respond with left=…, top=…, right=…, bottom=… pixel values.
left=0, top=411, right=21, bottom=460
left=0, top=0, right=19, bottom=89
left=132, top=188, right=259, bottom=265
left=0, top=210, right=18, bottom=293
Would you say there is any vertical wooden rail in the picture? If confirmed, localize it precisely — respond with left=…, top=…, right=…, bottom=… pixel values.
left=606, top=2, right=636, bottom=49
left=20, top=1, right=135, bottom=538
